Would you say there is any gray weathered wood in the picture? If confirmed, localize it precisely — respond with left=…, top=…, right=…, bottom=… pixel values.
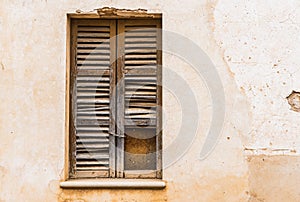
left=108, top=20, right=117, bottom=178
left=116, top=20, right=125, bottom=178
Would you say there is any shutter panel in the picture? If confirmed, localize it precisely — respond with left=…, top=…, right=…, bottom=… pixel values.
left=117, top=19, right=162, bottom=178
left=70, top=20, right=116, bottom=178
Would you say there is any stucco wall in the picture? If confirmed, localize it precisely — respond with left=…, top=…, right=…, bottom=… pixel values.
left=0, top=0, right=299, bottom=201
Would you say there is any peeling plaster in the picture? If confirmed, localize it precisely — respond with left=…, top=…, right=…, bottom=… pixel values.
left=287, top=91, right=300, bottom=112
left=96, top=7, right=148, bottom=16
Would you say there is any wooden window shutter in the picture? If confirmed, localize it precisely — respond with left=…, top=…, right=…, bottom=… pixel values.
left=116, top=19, right=162, bottom=178
left=70, top=19, right=117, bottom=178
left=69, top=18, right=162, bottom=179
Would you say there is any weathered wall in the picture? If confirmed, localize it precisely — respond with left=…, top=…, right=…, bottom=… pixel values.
left=0, top=0, right=299, bottom=201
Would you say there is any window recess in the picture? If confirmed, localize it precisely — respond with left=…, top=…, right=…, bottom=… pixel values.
left=69, top=18, right=162, bottom=179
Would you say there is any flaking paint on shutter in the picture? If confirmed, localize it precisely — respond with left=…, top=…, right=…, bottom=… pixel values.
left=70, top=20, right=116, bottom=178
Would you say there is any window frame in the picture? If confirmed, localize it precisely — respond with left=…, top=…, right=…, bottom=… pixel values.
left=66, top=12, right=162, bottom=180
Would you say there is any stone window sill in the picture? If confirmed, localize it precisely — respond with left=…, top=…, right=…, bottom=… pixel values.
left=60, top=179, right=166, bottom=189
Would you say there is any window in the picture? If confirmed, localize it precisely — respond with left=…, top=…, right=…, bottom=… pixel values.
left=69, top=17, right=162, bottom=179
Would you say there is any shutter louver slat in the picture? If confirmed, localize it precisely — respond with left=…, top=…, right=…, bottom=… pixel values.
left=77, top=33, right=110, bottom=38
left=125, top=49, right=157, bottom=54
left=76, top=132, right=109, bottom=138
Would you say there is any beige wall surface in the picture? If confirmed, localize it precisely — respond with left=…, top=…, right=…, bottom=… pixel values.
left=0, top=0, right=300, bottom=201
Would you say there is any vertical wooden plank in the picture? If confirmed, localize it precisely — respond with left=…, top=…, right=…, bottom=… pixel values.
left=116, top=19, right=125, bottom=178
left=64, top=15, right=71, bottom=180
left=109, top=20, right=117, bottom=178
left=156, top=19, right=163, bottom=179
left=69, top=19, right=78, bottom=178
